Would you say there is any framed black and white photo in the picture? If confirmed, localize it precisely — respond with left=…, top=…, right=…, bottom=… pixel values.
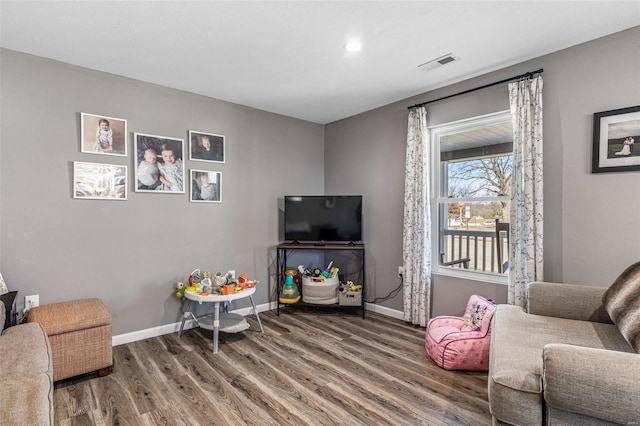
left=80, top=113, right=127, bottom=156
left=190, top=170, right=222, bottom=203
left=134, top=133, right=185, bottom=193
left=592, top=105, right=640, bottom=173
left=189, top=130, right=225, bottom=163
left=73, top=161, right=127, bottom=200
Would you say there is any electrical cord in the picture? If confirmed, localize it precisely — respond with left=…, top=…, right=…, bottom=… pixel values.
left=367, top=276, right=403, bottom=304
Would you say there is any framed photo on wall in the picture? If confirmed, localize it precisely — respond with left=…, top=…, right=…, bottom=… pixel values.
left=592, top=105, right=640, bottom=173
left=189, top=130, right=225, bottom=163
left=73, top=161, right=127, bottom=200
left=190, top=169, right=222, bottom=203
left=80, top=113, right=127, bottom=156
left=134, top=133, right=185, bottom=193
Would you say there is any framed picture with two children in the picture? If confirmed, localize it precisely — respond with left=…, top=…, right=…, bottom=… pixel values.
left=134, top=133, right=185, bottom=193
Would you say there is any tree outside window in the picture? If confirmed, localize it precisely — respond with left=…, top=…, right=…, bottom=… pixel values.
left=432, top=111, right=512, bottom=276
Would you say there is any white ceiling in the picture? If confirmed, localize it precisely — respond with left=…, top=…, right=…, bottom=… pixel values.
left=1, top=1, right=638, bottom=124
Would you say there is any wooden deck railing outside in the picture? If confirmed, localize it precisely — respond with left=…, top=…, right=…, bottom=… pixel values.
left=441, top=229, right=507, bottom=274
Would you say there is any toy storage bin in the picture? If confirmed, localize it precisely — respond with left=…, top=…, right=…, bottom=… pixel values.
left=339, top=291, right=362, bottom=306
left=302, top=275, right=339, bottom=304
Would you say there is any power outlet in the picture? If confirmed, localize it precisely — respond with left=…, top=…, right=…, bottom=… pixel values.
left=398, top=266, right=404, bottom=279
left=228, top=270, right=236, bottom=279
left=25, top=295, right=39, bottom=310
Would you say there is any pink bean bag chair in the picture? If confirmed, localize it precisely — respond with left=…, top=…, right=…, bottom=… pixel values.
left=425, top=294, right=496, bottom=371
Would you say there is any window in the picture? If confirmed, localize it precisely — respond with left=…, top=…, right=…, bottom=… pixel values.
left=430, top=111, right=512, bottom=281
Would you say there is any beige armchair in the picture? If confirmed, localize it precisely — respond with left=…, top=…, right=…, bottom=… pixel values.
left=488, top=261, right=640, bottom=425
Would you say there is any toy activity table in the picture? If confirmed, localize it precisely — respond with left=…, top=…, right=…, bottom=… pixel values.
left=178, top=286, right=263, bottom=354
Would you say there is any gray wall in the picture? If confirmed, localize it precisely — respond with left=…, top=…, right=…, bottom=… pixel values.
left=0, top=49, right=324, bottom=335
left=1, top=27, right=638, bottom=332
left=325, top=26, right=640, bottom=316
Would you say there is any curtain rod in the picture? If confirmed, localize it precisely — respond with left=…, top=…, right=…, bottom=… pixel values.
left=407, top=68, right=544, bottom=110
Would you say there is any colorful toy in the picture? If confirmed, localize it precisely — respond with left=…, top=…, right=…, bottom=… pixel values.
left=321, top=261, right=334, bottom=278
left=279, top=274, right=301, bottom=304
left=339, top=280, right=362, bottom=294
left=175, top=282, right=187, bottom=298
left=225, top=272, right=238, bottom=285
left=201, top=276, right=212, bottom=293
left=298, top=265, right=311, bottom=276
left=285, top=267, right=300, bottom=286
left=462, top=303, right=490, bottom=331
left=214, top=272, right=227, bottom=287
left=221, top=284, right=235, bottom=295
left=189, top=269, right=201, bottom=286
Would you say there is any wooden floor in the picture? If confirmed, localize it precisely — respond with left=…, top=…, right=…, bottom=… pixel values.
left=53, top=309, right=491, bottom=425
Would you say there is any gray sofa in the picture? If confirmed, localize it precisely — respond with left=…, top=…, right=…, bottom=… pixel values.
left=0, top=300, right=54, bottom=425
left=488, top=262, right=640, bottom=425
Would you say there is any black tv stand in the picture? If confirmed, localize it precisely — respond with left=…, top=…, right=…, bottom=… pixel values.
left=288, top=240, right=359, bottom=247
left=275, top=242, right=366, bottom=318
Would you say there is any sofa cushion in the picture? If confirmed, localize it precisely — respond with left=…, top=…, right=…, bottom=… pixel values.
left=489, top=304, right=633, bottom=425
left=1, top=322, right=53, bottom=376
left=602, top=260, right=640, bottom=352
left=3, top=376, right=54, bottom=425
left=543, top=344, right=640, bottom=424
left=0, top=322, right=54, bottom=425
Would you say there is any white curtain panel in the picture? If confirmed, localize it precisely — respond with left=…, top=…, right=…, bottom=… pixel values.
left=508, top=75, right=544, bottom=308
left=403, top=106, right=432, bottom=326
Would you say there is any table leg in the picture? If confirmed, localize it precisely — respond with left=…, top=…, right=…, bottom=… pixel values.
left=213, top=302, right=220, bottom=354
left=178, top=300, right=194, bottom=337
left=249, top=295, right=264, bottom=333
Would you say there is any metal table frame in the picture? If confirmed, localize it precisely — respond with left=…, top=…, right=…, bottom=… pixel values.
left=178, top=286, right=263, bottom=354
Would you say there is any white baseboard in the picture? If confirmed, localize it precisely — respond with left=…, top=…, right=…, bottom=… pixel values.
left=364, top=302, right=404, bottom=320
left=112, top=301, right=403, bottom=346
left=111, top=301, right=277, bottom=346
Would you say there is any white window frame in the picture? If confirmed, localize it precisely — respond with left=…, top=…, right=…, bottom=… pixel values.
left=429, top=110, right=511, bottom=284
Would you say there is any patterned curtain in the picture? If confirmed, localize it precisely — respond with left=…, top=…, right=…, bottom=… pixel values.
left=403, top=106, right=432, bottom=326
left=508, top=75, right=544, bottom=308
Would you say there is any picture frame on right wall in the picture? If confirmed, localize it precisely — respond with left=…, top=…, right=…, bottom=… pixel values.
left=190, top=170, right=222, bottom=203
left=592, top=105, right=640, bottom=173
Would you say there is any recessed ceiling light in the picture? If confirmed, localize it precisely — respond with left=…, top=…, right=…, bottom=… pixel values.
left=344, top=41, right=362, bottom=53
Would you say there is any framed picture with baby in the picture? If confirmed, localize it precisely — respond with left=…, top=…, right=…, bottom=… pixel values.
left=134, top=133, right=185, bottom=193
left=190, top=170, right=222, bottom=203
left=80, top=113, right=127, bottom=156
left=189, top=130, right=225, bottom=163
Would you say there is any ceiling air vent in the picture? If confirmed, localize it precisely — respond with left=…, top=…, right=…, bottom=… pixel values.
left=418, top=53, right=460, bottom=72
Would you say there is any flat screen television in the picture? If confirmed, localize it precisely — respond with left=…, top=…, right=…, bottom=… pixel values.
left=284, top=195, right=363, bottom=244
